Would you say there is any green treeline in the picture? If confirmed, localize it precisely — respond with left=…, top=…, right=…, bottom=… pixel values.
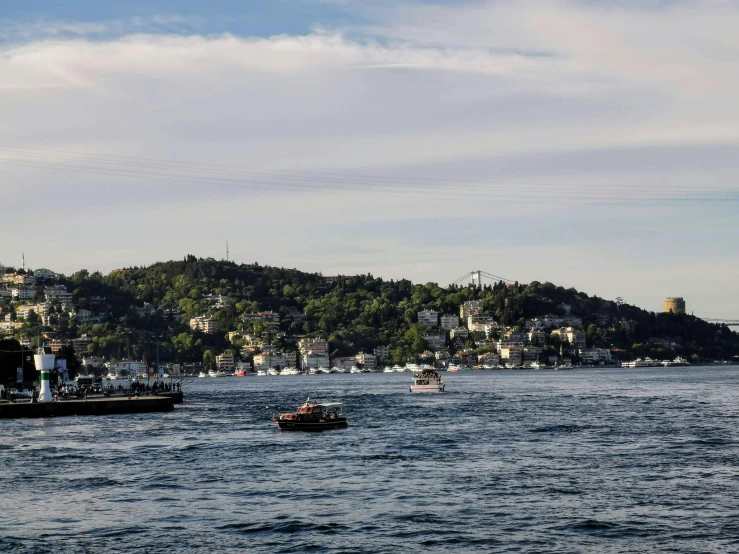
left=9, top=256, right=739, bottom=369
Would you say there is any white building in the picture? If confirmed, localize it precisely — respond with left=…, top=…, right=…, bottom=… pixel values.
left=355, top=352, right=377, bottom=370
left=417, top=309, right=439, bottom=328
left=299, top=338, right=330, bottom=370
left=34, top=268, right=56, bottom=280
left=189, top=316, right=218, bottom=334
left=551, top=327, right=587, bottom=350
left=460, top=300, right=483, bottom=319
left=374, top=345, right=390, bottom=360
left=216, top=353, right=235, bottom=372
left=500, top=346, right=523, bottom=366
left=450, top=327, right=469, bottom=340
left=580, top=348, right=613, bottom=364
left=253, top=352, right=286, bottom=370
left=44, top=285, right=73, bottom=304
left=527, top=330, right=547, bottom=346
left=11, top=288, right=35, bottom=300
left=439, top=314, right=459, bottom=331
left=108, top=360, right=147, bottom=378
left=424, top=332, right=446, bottom=350
left=331, top=356, right=356, bottom=370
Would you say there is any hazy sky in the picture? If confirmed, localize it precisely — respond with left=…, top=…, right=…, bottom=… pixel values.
left=1, top=0, right=738, bottom=317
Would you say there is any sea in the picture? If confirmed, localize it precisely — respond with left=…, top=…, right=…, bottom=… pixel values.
left=2, top=366, right=739, bottom=553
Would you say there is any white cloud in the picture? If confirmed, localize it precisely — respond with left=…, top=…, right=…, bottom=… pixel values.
left=1, top=0, right=738, bottom=315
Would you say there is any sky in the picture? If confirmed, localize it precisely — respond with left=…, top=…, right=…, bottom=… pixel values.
left=1, top=0, right=738, bottom=318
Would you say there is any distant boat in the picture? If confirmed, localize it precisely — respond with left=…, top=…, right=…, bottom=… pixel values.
left=349, top=366, right=362, bottom=374
left=256, top=369, right=267, bottom=376
left=281, top=367, right=299, bottom=376
left=447, top=365, right=461, bottom=372
left=198, top=371, right=208, bottom=378
left=234, top=369, right=247, bottom=377
left=267, top=368, right=279, bottom=376
left=383, top=366, right=394, bottom=373
left=410, top=368, right=445, bottom=393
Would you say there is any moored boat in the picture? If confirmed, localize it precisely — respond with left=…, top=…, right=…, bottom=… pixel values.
left=410, top=368, right=445, bottom=393
left=273, top=398, right=348, bottom=431
left=447, top=364, right=461, bottom=372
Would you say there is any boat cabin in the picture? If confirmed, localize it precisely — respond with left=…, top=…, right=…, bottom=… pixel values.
left=279, top=400, right=344, bottom=422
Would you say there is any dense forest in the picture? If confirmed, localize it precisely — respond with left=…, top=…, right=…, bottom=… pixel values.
left=3, top=256, right=738, bottom=380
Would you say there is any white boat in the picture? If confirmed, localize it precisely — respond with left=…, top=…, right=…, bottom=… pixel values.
left=410, top=368, right=445, bottom=393
left=198, top=371, right=208, bottom=378
left=215, top=371, right=231, bottom=377
left=392, top=365, right=404, bottom=372
left=405, top=364, right=420, bottom=372
left=257, top=369, right=267, bottom=376
left=383, top=366, right=395, bottom=373
left=308, top=367, right=320, bottom=375
left=316, top=366, right=331, bottom=374
left=208, top=370, right=218, bottom=377
left=447, top=364, right=461, bottom=372
left=349, top=366, right=362, bottom=374
left=281, top=367, right=299, bottom=376
left=267, top=368, right=280, bottom=376
left=162, top=373, right=170, bottom=379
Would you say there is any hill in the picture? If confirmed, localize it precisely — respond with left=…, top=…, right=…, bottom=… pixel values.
left=2, top=256, right=738, bottom=377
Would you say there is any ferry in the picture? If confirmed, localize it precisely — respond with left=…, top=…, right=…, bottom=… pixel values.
left=273, top=398, right=348, bottom=431
left=410, top=368, right=445, bottom=393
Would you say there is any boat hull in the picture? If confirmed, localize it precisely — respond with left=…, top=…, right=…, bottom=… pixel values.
left=410, top=384, right=445, bottom=393
left=274, top=419, right=348, bottom=431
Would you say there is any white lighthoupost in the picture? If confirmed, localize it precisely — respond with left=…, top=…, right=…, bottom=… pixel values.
left=33, top=347, right=56, bottom=403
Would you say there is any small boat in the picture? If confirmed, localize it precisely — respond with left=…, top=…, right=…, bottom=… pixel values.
left=234, top=369, right=247, bottom=377
left=447, top=365, right=461, bottom=372
left=208, top=370, right=218, bottom=378
left=273, top=398, right=348, bottom=431
left=392, top=365, right=404, bottom=372
left=281, top=367, right=299, bottom=376
left=308, top=367, right=320, bottom=375
left=267, top=368, right=280, bottom=376
left=383, top=366, right=394, bottom=373
left=410, top=368, right=445, bottom=393
left=198, top=371, right=208, bottom=378
left=256, top=369, right=267, bottom=376
left=162, top=373, right=170, bottom=379
left=349, top=366, right=362, bottom=374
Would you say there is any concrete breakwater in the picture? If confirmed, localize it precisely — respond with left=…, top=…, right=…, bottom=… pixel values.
left=0, top=396, right=175, bottom=418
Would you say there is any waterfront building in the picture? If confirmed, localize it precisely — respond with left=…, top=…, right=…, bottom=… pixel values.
left=332, top=357, right=356, bottom=370
left=522, top=347, right=542, bottom=365
left=478, top=353, right=500, bottom=367
left=355, top=352, right=377, bottom=370
left=108, top=359, right=147, bottom=378
left=580, top=348, right=614, bottom=364
left=374, top=345, right=390, bottom=360
left=216, top=353, right=235, bottom=372
left=72, top=336, right=92, bottom=354
left=500, top=346, right=523, bottom=366
left=663, top=297, right=686, bottom=314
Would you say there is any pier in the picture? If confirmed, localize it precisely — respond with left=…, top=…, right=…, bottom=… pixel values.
left=0, top=396, right=174, bottom=419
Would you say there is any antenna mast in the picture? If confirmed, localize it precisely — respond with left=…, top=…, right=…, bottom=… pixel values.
left=226, top=241, right=229, bottom=262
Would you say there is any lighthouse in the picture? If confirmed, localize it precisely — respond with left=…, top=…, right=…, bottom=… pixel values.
left=33, top=347, right=56, bottom=403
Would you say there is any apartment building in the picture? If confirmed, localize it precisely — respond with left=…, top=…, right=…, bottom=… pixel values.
left=355, top=352, right=376, bottom=370
left=216, top=353, right=235, bottom=372
left=439, top=314, right=459, bottom=331
left=459, top=300, right=483, bottom=319
left=417, top=309, right=439, bottom=328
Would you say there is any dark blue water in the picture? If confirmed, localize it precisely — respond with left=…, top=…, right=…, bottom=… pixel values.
left=2, top=367, right=739, bottom=553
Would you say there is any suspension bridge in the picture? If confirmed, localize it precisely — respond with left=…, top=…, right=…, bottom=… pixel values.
left=702, top=319, right=739, bottom=327
left=452, top=270, right=515, bottom=287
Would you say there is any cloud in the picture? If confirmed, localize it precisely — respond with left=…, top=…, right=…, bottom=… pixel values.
left=1, top=0, right=738, bottom=315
